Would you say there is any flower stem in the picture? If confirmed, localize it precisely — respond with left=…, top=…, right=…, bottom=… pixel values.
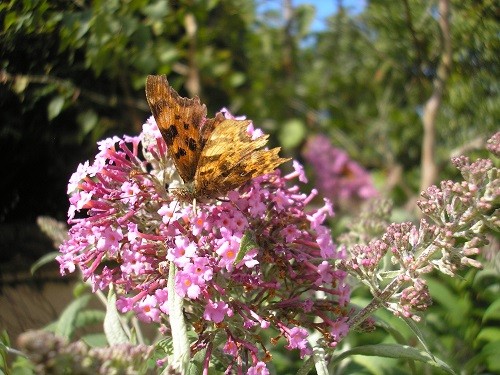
left=167, top=261, right=190, bottom=373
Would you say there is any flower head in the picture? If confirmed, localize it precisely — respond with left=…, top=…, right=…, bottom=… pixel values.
left=58, top=112, right=350, bottom=370
left=302, top=135, right=377, bottom=206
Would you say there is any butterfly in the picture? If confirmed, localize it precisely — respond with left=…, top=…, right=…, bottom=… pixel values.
left=145, top=75, right=290, bottom=202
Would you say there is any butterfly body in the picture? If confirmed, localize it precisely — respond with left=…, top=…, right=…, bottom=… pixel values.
left=145, top=75, right=290, bottom=202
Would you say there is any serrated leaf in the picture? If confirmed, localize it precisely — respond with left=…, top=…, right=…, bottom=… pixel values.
left=332, top=344, right=455, bottom=374
left=104, top=287, right=130, bottom=345
left=155, top=337, right=174, bottom=355
left=55, top=294, right=91, bottom=339
left=235, top=230, right=258, bottom=265
left=30, top=252, right=58, bottom=274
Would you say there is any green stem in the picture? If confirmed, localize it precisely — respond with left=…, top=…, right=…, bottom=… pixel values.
left=166, top=261, right=190, bottom=373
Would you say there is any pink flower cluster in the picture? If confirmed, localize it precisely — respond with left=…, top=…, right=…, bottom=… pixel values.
left=58, top=112, right=351, bottom=373
left=302, top=134, right=377, bottom=206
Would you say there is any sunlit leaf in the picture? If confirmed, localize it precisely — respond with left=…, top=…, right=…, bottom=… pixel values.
left=235, top=230, right=258, bottom=265
left=278, top=119, right=306, bottom=149
left=55, top=294, right=91, bottom=339
left=47, top=96, right=65, bottom=121
left=30, top=252, right=58, bottom=274
left=104, top=287, right=130, bottom=345
left=332, top=344, right=455, bottom=374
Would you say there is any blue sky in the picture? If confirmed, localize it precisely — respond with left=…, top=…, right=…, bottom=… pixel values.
left=297, top=0, right=366, bottom=30
left=296, top=0, right=366, bottom=15
left=259, top=0, right=366, bottom=31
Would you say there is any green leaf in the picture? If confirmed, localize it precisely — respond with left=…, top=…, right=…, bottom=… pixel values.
left=81, top=333, right=108, bottom=348
left=332, top=344, right=455, bottom=374
left=229, top=72, right=245, bottom=87
left=77, top=109, right=98, bottom=135
left=55, top=294, right=92, bottom=339
left=464, top=340, right=500, bottom=373
left=427, top=278, right=470, bottom=325
left=104, top=287, right=130, bottom=345
left=75, top=309, right=106, bottom=328
left=142, top=0, right=169, bottom=20
left=47, top=95, right=65, bottom=121
left=402, top=317, right=433, bottom=359
left=483, top=296, right=500, bottom=323
left=296, top=357, right=315, bottom=375
left=13, top=76, right=29, bottom=94
left=483, top=341, right=500, bottom=372
left=11, top=356, right=36, bottom=374
left=476, top=327, right=500, bottom=343
left=155, top=337, right=173, bottom=356
left=235, top=230, right=258, bottom=265
left=278, top=119, right=306, bottom=149
left=30, top=252, right=58, bottom=274
left=186, top=347, right=205, bottom=375
left=376, top=319, right=410, bottom=345
left=73, top=282, right=91, bottom=297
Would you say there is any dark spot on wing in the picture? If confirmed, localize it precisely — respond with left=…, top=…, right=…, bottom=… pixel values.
left=175, top=148, right=187, bottom=159
left=175, top=114, right=181, bottom=120
left=183, top=122, right=190, bottom=130
left=186, top=137, right=197, bottom=151
left=164, top=125, right=178, bottom=146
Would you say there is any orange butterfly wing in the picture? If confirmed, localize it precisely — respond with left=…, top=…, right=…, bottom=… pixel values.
left=195, top=117, right=290, bottom=199
left=145, top=75, right=206, bottom=183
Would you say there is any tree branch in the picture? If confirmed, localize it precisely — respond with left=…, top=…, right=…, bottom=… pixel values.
left=419, top=0, right=452, bottom=192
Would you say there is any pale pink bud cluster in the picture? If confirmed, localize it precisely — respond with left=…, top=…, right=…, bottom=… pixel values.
left=342, top=133, right=498, bottom=322
left=17, top=330, right=153, bottom=374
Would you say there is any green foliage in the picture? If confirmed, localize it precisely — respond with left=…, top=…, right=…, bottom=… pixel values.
left=422, top=264, right=500, bottom=374
left=1, top=0, right=497, bottom=373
